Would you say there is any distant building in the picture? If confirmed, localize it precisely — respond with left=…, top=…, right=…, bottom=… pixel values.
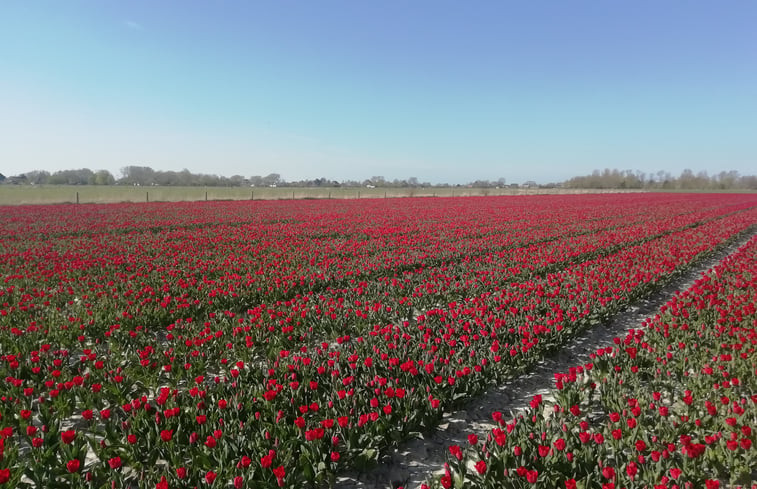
left=6, top=175, right=27, bottom=185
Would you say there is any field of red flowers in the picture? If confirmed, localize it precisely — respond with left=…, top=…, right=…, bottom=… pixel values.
left=1, top=193, right=755, bottom=488
left=428, top=233, right=757, bottom=489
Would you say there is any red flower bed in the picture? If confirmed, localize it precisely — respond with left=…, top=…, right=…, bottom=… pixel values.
left=427, top=235, right=757, bottom=488
left=1, top=193, right=755, bottom=488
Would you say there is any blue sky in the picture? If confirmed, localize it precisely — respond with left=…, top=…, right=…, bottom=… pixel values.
left=1, top=1, right=755, bottom=184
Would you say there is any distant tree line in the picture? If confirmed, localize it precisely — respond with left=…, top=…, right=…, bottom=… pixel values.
left=1, top=167, right=512, bottom=188
left=2, top=165, right=754, bottom=190
left=563, top=169, right=757, bottom=190
left=9, top=168, right=116, bottom=186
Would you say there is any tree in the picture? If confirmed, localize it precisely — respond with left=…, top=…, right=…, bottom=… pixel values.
left=716, top=171, right=739, bottom=189
left=739, top=175, right=757, bottom=189
left=678, top=169, right=696, bottom=189
left=154, top=171, right=178, bottom=186
left=174, top=169, right=192, bottom=186
left=655, top=170, right=671, bottom=188
left=48, top=168, right=94, bottom=185
left=0, top=173, right=5, bottom=182
left=93, top=170, right=115, bottom=185
left=262, top=173, right=281, bottom=186
left=228, top=175, right=246, bottom=187
left=120, top=166, right=156, bottom=186
left=25, top=170, right=50, bottom=185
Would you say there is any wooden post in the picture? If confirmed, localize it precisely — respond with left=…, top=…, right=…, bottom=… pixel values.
left=328, top=192, right=331, bottom=199
left=205, top=191, right=208, bottom=201
left=358, top=191, right=360, bottom=199
left=146, top=191, right=149, bottom=202
left=76, top=192, right=79, bottom=204
left=384, top=191, right=387, bottom=198
left=292, top=191, right=295, bottom=200
left=251, top=190, right=253, bottom=200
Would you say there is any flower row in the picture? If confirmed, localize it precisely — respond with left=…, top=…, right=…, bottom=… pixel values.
left=427, top=234, right=757, bottom=488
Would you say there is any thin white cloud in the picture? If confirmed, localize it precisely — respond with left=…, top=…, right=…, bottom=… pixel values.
left=124, top=20, right=143, bottom=31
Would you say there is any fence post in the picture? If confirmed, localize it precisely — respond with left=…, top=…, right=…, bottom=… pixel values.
left=205, top=191, right=208, bottom=201
left=358, top=191, right=360, bottom=199
left=76, top=191, right=79, bottom=204
left=146, top=192, right=149, bottom=202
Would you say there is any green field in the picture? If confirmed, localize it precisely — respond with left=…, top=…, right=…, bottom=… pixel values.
left=0, top=185, right=638, bottom=205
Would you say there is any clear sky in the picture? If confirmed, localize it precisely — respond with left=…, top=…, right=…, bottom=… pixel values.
left=1, top=1, right=755, bottom=184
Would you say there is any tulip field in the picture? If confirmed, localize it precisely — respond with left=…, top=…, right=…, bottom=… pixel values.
left=428, top=228, right=757, bottom=488
left=0, top=193, right=756, bottom=488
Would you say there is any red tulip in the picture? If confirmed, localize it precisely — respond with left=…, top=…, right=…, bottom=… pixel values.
left=61, top=430, right=76, bottom=445
left=448, top=445, right=462, bottom=461
left=205, top=471, right=216, bottom=484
